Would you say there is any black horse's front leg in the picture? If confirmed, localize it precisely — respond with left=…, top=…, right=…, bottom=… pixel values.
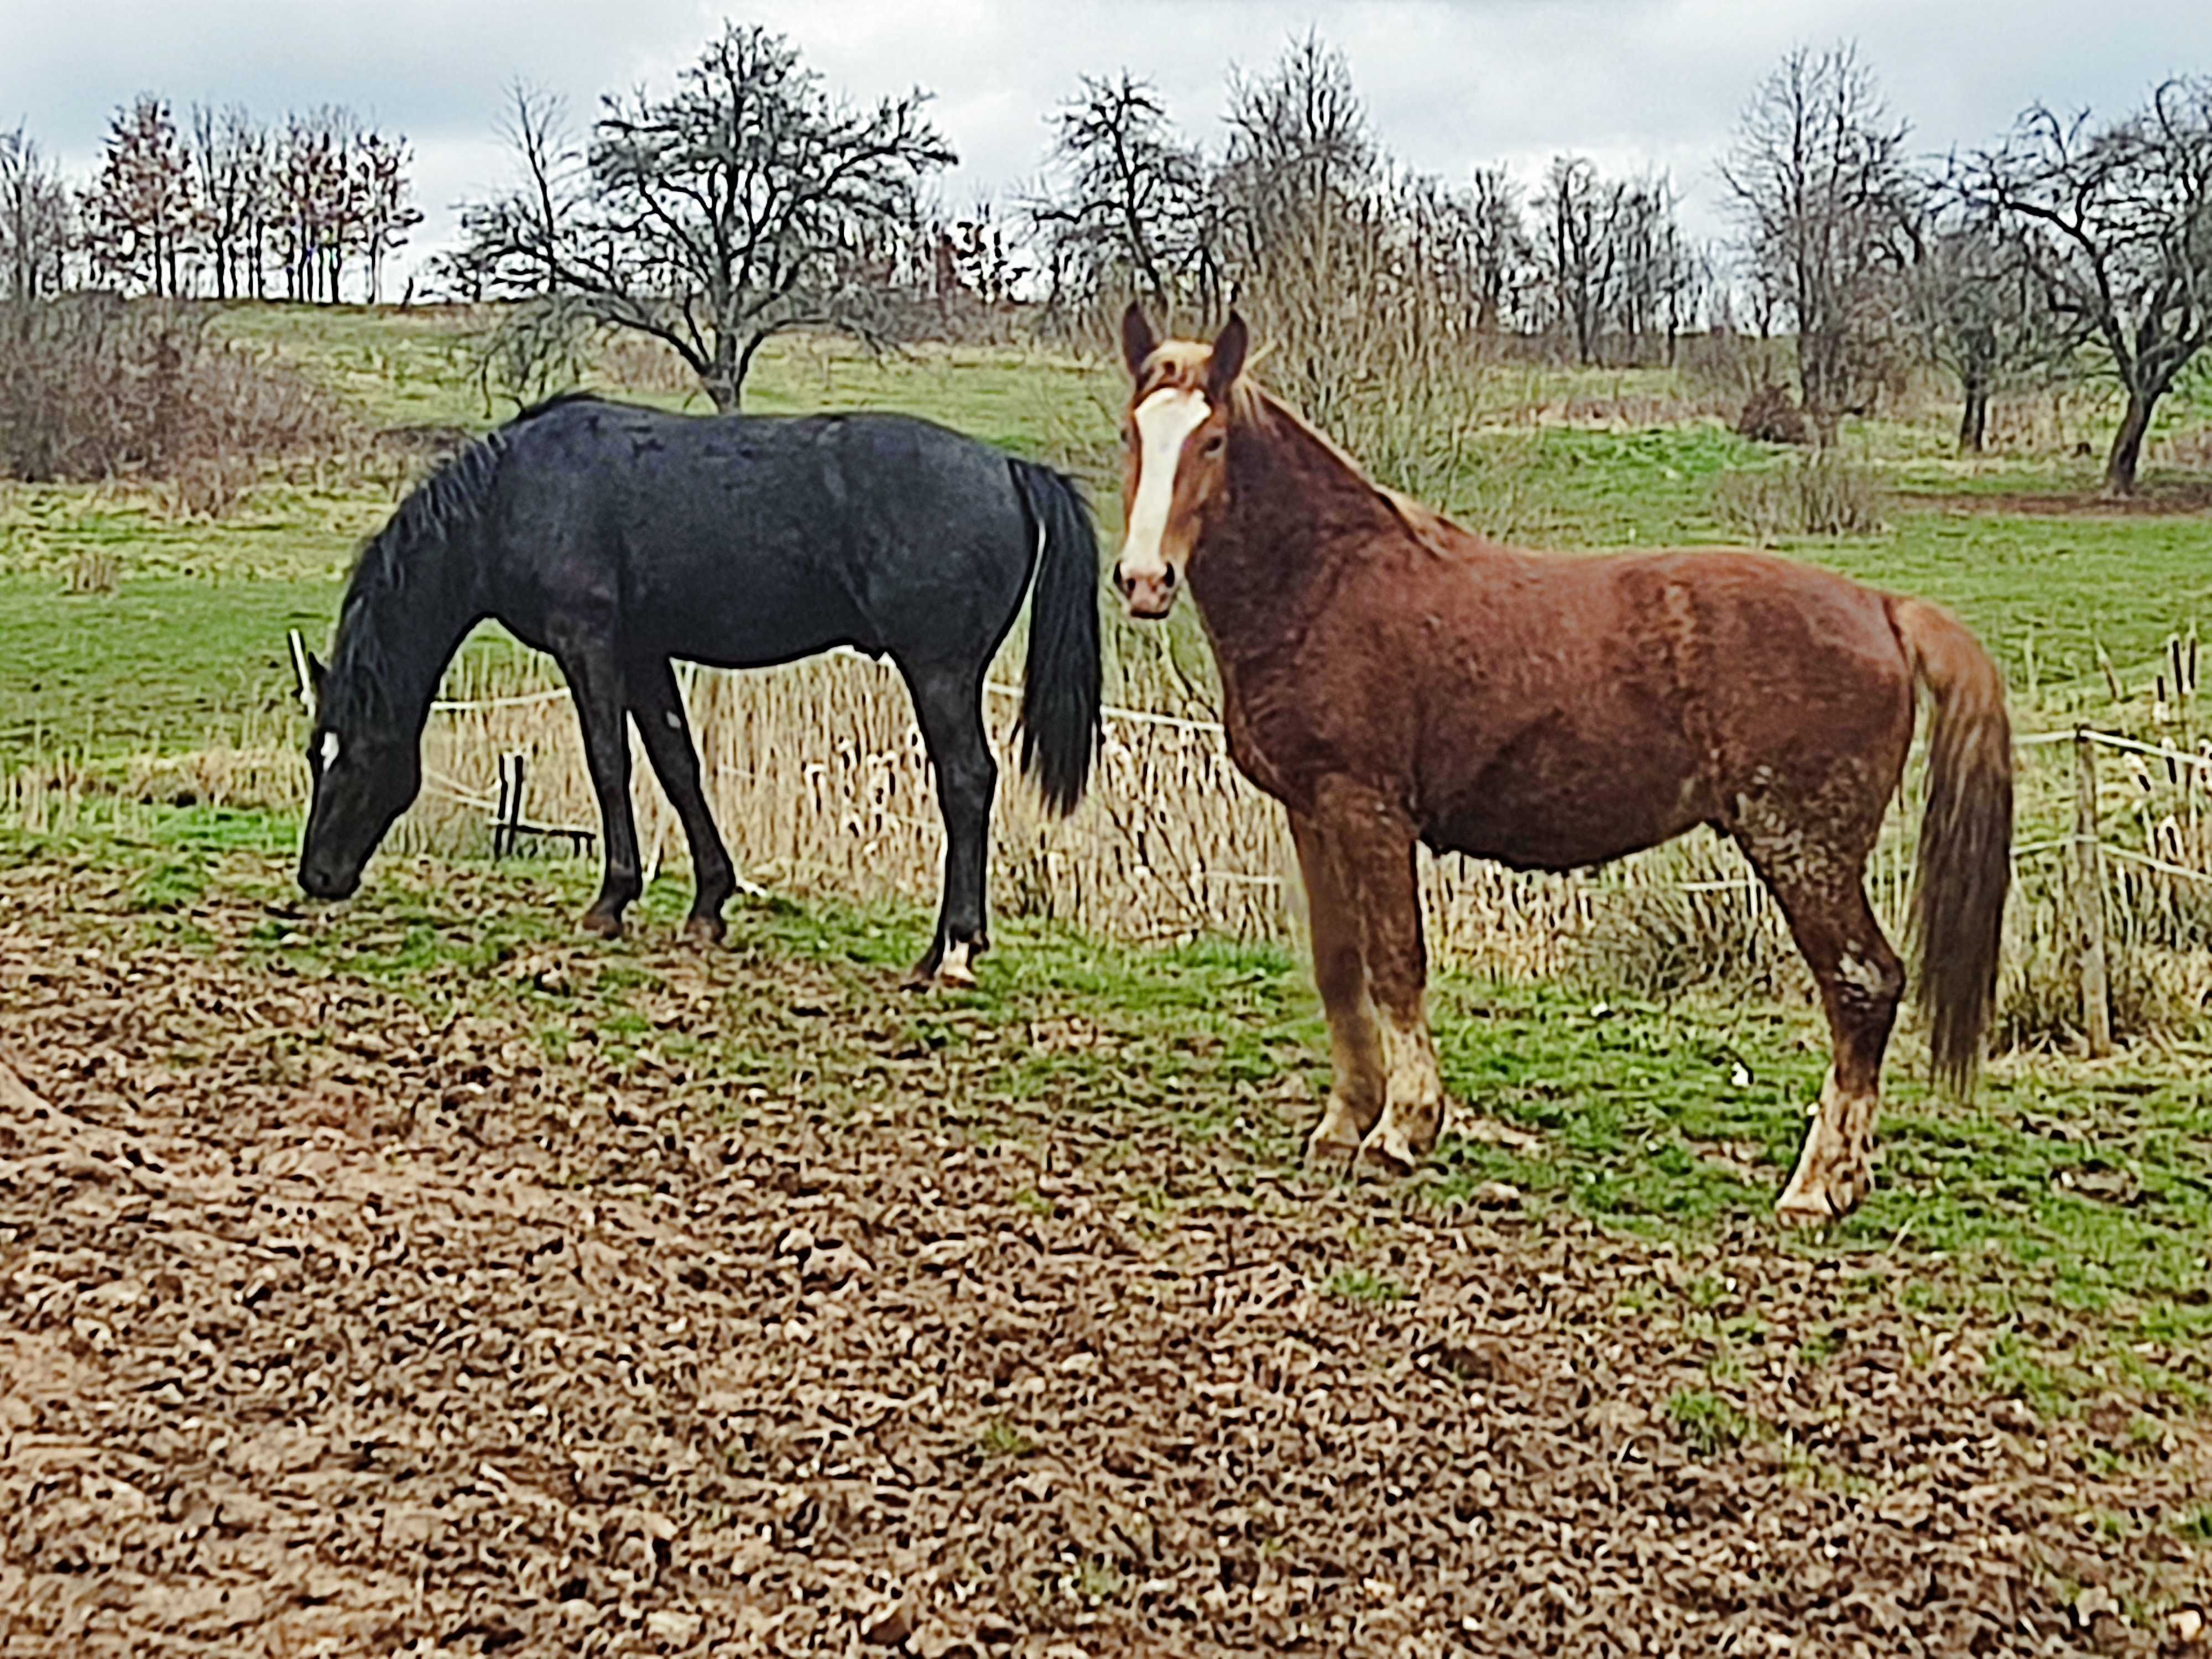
left=627, top=654, right=738, bottom=946
left=551, top=629, right=643, bottom=938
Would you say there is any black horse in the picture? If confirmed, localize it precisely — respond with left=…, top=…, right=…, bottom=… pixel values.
left=298, top=393, right=1102, bottom=984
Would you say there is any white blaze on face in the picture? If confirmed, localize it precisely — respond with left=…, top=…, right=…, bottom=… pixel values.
left=1118, top=386, right=1211, bottom=588
left=319, top=731, right=341, bottom=770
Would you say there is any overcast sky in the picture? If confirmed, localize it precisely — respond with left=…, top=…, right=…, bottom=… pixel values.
left=4, top=0, right=2208, bottom=290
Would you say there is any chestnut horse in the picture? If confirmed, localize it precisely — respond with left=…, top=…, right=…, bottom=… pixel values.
left=1112, top=306, right=2012, bottom=1224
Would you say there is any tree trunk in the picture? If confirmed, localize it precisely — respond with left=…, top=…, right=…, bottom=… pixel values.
left=2105, top=389, right=2154, bottom=497
left=1957, top=379, right=1989, bottom=455
left=703, top=337, right=743, bottom=413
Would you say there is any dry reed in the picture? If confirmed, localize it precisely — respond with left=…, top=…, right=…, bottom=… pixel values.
left=11, top=617, right=2212, bottom=1053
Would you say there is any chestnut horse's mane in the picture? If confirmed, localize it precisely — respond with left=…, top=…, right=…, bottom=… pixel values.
left=1221, top=377, right=1467, bottom=559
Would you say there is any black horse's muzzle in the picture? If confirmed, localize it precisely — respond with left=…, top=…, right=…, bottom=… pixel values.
left=297, top=857, right=361, bottom=901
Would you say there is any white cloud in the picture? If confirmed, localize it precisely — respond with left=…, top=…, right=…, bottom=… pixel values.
left=4, top=0, right=2207, bottom=286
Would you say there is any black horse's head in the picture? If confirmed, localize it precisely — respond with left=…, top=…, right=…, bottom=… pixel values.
left=298, top=651, right=421, bottom=900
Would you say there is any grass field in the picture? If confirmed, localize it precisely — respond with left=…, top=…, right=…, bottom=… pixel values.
left=4, top=305, right=2211, bottom=1646
left=6, top=305, right=2210, bottom=767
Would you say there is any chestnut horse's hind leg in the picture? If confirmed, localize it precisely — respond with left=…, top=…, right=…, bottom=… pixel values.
left=626, top=654, right=738, bottom=946
left=1736, top=834, right=1905, bottom=1227
left=1290, top=811, right=1386, bottom=1164
left=1307, top=786, right=1444, bottom=1175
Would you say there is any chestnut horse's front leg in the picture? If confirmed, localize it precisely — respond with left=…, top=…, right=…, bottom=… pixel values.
left=1306, top=784, right=1446, bottom=1174
left=1289, top=810, right=1386, bottom=1164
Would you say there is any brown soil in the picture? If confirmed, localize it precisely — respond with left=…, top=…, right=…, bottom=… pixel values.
left=1914, top=480, right=2212, bottom=518
left=2, top=863, right=2208, bottom=1657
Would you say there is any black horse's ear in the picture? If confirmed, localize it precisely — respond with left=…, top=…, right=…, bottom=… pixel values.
left=1121, top=301, right=1157, bottom=377
left=305, top=651, right=327, bottom=696
left=1208, top=311, right=1248, bottom=398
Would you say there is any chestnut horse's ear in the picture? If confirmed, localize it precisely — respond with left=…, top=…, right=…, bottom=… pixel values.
left=1120, top=301, right=1157, bottom=377
left=1208, top=311, right=1248, bottom=398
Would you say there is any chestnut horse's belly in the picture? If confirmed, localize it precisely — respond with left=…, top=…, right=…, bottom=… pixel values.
left=1422, top=735, right=1719, bottom=874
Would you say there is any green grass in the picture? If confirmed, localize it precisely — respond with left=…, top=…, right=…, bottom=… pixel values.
left=1665, top=1389, right=1756, bottom=1457
left=0, top=576, right=335, bottom=760
left=211, top=302, right=1108, bottom=455
left=1322, top=1268, right=1407, bottom=1304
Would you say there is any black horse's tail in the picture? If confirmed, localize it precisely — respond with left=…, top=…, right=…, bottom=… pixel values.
left=1008, top=459, right=1103, bottom=815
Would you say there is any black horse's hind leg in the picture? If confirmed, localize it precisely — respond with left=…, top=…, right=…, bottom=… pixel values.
left=550, top=627, right=643, bottom=938
left=627, top=654, right=737, bottom=945
left=899, top=656, right=996, bottom=986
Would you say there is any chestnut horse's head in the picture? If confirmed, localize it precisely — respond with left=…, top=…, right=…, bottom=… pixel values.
left=1113, top=304, right=1248, bottom=620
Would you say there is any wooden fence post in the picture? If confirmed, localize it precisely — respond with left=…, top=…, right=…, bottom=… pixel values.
left=2073, top=728, right=2112, bottom=1057
left=493, top=752, right=526, bottom=862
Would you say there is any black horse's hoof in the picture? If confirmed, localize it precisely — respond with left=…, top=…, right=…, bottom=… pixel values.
left=682, top=915, right=726, bottom=948
left=580, top=908, right=624, bottom=940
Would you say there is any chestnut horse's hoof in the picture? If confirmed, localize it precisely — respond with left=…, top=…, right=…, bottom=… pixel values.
left=1773, top=1164, right=1871, bottom=1228
left=1357, top=1133, right=1419, bottom=1178
left=1304, top=1134, right=1361, bottom=1171
left=580, top=907, right=623, bottom=940
left=1305, top=1095, right=1371, bottom=1172
left=682, top=915, right=726, bottom=948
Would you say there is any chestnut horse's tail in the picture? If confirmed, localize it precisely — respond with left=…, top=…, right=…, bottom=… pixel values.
left=1891, top=597, right=2013, bottom=1091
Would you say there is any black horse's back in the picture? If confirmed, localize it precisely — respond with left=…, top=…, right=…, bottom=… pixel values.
left=302, top=390, right=1103, bottom=980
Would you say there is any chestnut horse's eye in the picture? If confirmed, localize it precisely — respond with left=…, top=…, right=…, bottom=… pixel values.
left=1203, top=434, right=1225, bottom=456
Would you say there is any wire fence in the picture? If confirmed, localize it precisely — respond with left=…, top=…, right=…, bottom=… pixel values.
left=291, top=628, right=2212, bottom=1014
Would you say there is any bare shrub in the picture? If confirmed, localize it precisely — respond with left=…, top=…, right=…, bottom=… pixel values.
left=1566, top=850, right=1805, bottom=1002
left=1735, top=383, right=1808, bottom=445
left=592, top=329, right=702, bottom=397
left=1715, top=452, right=1885, bottom=540
left=0, top=295, right=348, bottom=508
left=1994, top=898, right=2212, bottom=1053
left=66, top=547, right=119, bottom=594
left=1793, top=452, right=1886, bottom=534
left=1677, top=330, right=1790, bottom=406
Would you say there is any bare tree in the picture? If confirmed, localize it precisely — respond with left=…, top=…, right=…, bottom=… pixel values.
left=83, top=93, right=198, bottom=296
left=1723, top=45, right=1919, bottom=443
left=0, top=127, right=72, bottom=301
left=356, top=128, right=422, bottom=304
left=936, top=199, right=1020, bottom=307
left=1956, top=80, right=2212, bottom=492
left=456, top=23, right=952, bottom=411
left=1213, top=34, right=1388, bottom=428
left=276, top=108, right=352, bottom=302
left=1220, top=30, right=1374, bottom=225
left=189, top=104, right=265, bottom=301
left=1027, top=72, right=1212, bottom=316
left=1905, top=216, right=2063, bottom=453
left=1463, top=164, right=1532, bottom=335
left=458, top=80, right=583, bottom=298
left=1536, top=155, right=1620, bottom=364
left=1608, top=177, right=1701, bottom=362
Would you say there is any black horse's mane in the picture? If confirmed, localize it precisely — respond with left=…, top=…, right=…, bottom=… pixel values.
left=322, top=392, right=600, bottom=729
